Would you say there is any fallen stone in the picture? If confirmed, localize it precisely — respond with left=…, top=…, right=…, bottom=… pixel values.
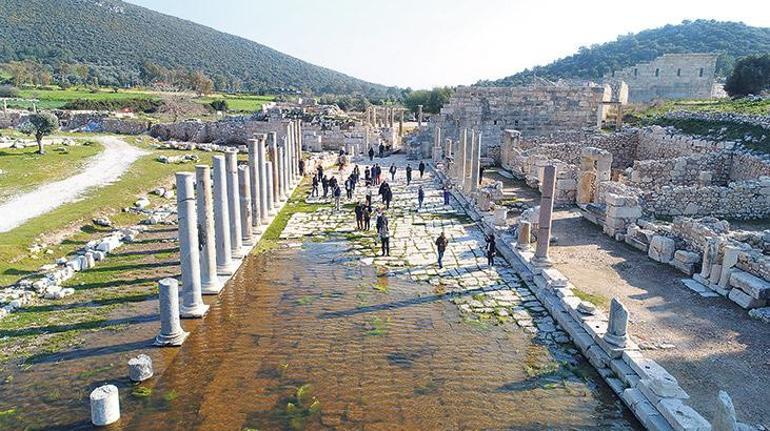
left=128, top=354, right=154, bottom=382
left=729, top=270, right=770, bottom=300
left=657, top=398, right=711, bottom=431
left=747, top=307, right=770, bottom=324
left=649, top=236, right=675, bottom=264
left=728, top=288, right=767, bottom=309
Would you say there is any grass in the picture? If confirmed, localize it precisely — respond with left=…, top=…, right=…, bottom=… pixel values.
left=628, top=98, right=770, bottom=119
left=0, top=137, right=103, bottom=201
left=572, top=287, right=609, bottom=309
left=12, top=86, right=274, bottom=113
left=0, top=136, right=214, bottom=286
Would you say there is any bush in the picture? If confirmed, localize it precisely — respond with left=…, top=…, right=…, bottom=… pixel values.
left=209, top=99, right=228, bottom=112
left=62, top=98, right=162, bottom=113
left=0, top=85, right=20, bottom=98
left=724, top=54, right=770, bottom=97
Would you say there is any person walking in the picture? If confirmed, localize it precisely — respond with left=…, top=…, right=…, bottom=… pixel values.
left=384, top=185, right=393, bottom=210
left=365, top=185, right=373, bottom=207
left=485, top=234, right=497, bottom=266
left=311, top=175, right=319, bottom=197
left=354, top=202, right=363, bottom=230
left=364, top=166, right=371, bottom=186
left=418, top=161, right=426, bottom=178
left=368, top=146, right=375, bottom=161
left=299, top=159, right=306, bottom=176
left=479, top=166, right=485, bottom=184
left=363, top=205, right=372, bottom=231
left=375, top=208, right=384, bottom=245
left=316, top=165, right=324, bottom=182
left=406, top=164, right=413, bottom=186
left=417, top=186, right=425, bottom=209
left=435, top=231, right=449, bottom=269
left=345, top=176, right=353, bottom=199
left=353, top=165, right=360, bottom=184
left=443, top=184, right=451, bottom=206
left=378, top=181, right=389, bottom=203
left=389, top=164, right=397, bottom=181
left=378, top=142, right=385, bottom=158
left=379, top=214, right=390, bottom=256
left=333, top=184, right=342, bottom=212
left=322, top=175, right=329, bottom=198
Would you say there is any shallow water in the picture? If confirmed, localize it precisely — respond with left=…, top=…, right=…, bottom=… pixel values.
left=118, top=240, right=639, bottom=431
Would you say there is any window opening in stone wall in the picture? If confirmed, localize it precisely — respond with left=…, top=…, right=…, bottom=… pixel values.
left=699, top=68, right=704, bottom=77
left=634, top=68, right=638, bottom=77
left=611, top=71, right=615, bottom=77
left=655, top=68, right=659, bottom=77
left=677, top=68, right=681, bottom=77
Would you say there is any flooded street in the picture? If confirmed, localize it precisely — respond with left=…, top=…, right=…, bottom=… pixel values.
left=123, top=239, right=638, bottom=430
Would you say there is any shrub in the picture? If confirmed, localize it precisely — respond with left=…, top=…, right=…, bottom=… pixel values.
left=209, top=99, right=228, bottom=112
left=0, top=85, right=21, bottom=98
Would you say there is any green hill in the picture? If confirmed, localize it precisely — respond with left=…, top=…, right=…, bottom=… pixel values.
left=0, top=0, right=394, bottom=96
left=478, top=20, right=770, bottom=87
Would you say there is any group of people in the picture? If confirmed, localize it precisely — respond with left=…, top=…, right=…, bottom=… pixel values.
left=434, top=231, right=497, bottom=269
left=368, top=143, right=387, bottom=161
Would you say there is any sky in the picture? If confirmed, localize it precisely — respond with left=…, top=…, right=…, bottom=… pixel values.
left=125, top=0, right=770, bottom=89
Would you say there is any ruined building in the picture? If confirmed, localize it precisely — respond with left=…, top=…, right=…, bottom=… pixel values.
left=606, top=53, right=720, bottom=102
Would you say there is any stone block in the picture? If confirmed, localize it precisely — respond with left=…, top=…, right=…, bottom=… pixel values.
left=674, top=250, right=700, bottom=264
left=607, top=205, right=642, bottom=219
left=728, top=288, right=767, bottom=309
left=657, top=398, right=712, bottom=431
left=708, top=264, right=722, bottom=285
left=541, top=267, right=568, bottom=288
left=649, top=236, right=675, bottom=264
left=585, top=344, right=611, bottom=369
left=729, top=270, right=770, bottom=299
left=639, top=377, right=689, bottom=400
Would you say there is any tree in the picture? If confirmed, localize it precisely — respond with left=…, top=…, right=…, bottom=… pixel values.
left=209, top=99, right=228, bottom=112
left=188, top=70, right=214, bottom=96
left=724, top=54, right=770, bottom=97
left=158, top=94, right=206, bottom=122
left=21, top=112, right=60, bottom=154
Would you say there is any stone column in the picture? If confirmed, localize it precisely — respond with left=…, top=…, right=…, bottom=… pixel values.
left=154, top=278, right=189, bottom=346
left=278, top=144, right=287, bottom=201
left=517, top=221, right=531, bottom=250
left=247, top=139, right=261, bottom=229
left=399, top=110, right=404, bottom=137
left=417, top=105, right=423, bottom=127
left=265, top=161, right=275, bottom=215
left=269, top=132, right=280, bottom=207
left=195, top=165, right=222, bottom=294
left=238, top=165, right=254, bottom=246
left=445, top=138, right=453, bottom=163
left=176, top=172, right=209, bottom=318
left=457, top=128, right=467, bottom=188
left=604, top=298, right=629, bottom=347
left=212, top=156, right=234, bottom=274
left=433, top=126, right=442, bottom=163
left=225, top=151, right=244, bottom=258
left=90, top=385, right=120, bottom=426
left=464, top=129, right=476, bottom=192
left=533, top=164, right=556, bottom=267
left=256, top=134, right=269, bottom=223
left=471, top=132, right=482, bottom=192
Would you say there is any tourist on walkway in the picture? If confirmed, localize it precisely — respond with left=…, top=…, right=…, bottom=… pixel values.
left=353, top=165, right=360, bottom=184
left=435, top=231, right=448, bottom=269
left=364, top=166, right=371, bottom=185
left=375, top=208, right=384, bottom=244
left=443, top=184, right=451, bottom=206
left=378, top=213, right=390, bottom=256
left=373, top=164, right=381, bottom=185
left=406, top=164, right=413, bottom=185
left=418, top=161, right=426, bottom=178
left=322, top=175, right=329, bottom=198
left=365, top=185, right=373, bottom=207
left=316, top=164, right=323, bottom=181
left=354, top=202, right=363, bottom=230
left=379, top=143, right=385, bottom=158
left=299, top=159, right=306, bottom=176
left=369, top=146, right=375, bottom=161
left=311, top=175, right=319, bottom=197
left=485, top=234, right=497, bottom=266
left=345, top=176, right=354, bottom=199
left=333, top=184, right=342, bottom=212
left=417, top=186, right=425, bottom=209
left=389, top=164, right=397, bottom=181
left=329, top=176, right=338, bottom=191
left=363, top=205, right=372, bottom=230
left=384, top=186, right=393, bottom=209
left=378, top=181, right=389, bottom=203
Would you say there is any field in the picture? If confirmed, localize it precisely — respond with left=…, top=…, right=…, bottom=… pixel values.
left=628, top=97, right=770, bottom=120
left=8, top=86, right=274, bottom=113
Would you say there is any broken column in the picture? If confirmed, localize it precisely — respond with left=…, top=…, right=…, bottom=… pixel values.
left=212, top=156, right=234, bottom=275
left=247, top=138, right=261, bottom=230
left=432, top=126, right=442, bottom=163
left=269, top=132, right=280, bottom=207
left=90, top=385, right=120, bottom=427
left=265, top=161, right=275, bottom=215
left=603, top=298, right=629, bottom=347
left=399, top=110, right=404, bottom=136
left=238, top=165, right=254, bottom=246
left=176, top=172, right=208, bottom=318
left=256, top=134, right=270, bottom=223
left=457, top=128, right=467, bottom=188
left=195, top=165, right=222, bottom=294
left=225, top=151, right=244, bottom=258
left=154, top=278, right=189, bottom=346
left=533, top=164, right=556, bottom=267
left=417, top=105, right=423, bottom=127
left=128, top=354, right=153, bottom=382
left=517, top=221, right=532, bottom=250
left=470, top=132, right=482, bottom=192
left=278, top=144, right=287, bottom=201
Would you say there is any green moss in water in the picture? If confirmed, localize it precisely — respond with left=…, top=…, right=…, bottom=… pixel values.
left=131, top=386, right=153, bottom=398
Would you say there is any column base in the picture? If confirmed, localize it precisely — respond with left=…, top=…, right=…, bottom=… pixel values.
left=180, top=303, right=210, bottom=319
left=603, top=333, right=628, bottom=348
left=217, top=262, right=236, bottom=276
left=243, top=238, right=255, bottom=247
left=531, top=255, right=552, bottom=268
left=154, top=329, right=189, bottom=347
left=231, top=247, right=244, bottom=259
left=201, top=280, right=223, bottom=295
left=259, top=217, right=270, bottom=225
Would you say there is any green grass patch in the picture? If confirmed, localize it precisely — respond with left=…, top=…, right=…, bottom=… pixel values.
left=571, top=287, right=609, bottom=309
left=131, top=386, right=153, bottom=398
left=0, top=138, right=103, bottom=201
left=362, top=316, right=389, bottom=336
left=252, top=180, right=324, bottom=255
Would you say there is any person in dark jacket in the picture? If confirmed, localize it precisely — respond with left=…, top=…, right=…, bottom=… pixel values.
left=368, top=146, right=375, bottom=161
left=485, top=234, right=497, bottom=266
left=322, top=175, right=329, bottom=198
left=378, top=213, right=390, bottom=256
left=406, top=164, right=413, bottom=185
left=363, top=204, right=372, bottom=230
left=316, top=165, right=324, bottom=182
left=353, top=165, right=360, bottom=183
left=384, top=186, right=393, bottom=209
left=435, top=231, right=449, bottom=268
left=364, top=166, right=371, bottom=185
left=418, top=161, right=426, bottom=178
left=333, top=184, right=342, bottom=212
left=417, top=186, right=425, bottom=209
left=479, top=165, right=485, bottom=184
left=378, top=181, right=389, bottom=203
left=379, top=143, right=385, bottom=158
left=354, top=202, right=363, bottom=230
left=389, top=164, right=397, bottom=181
left=299, top=159, right=306, bottom=176
left=345, top=176, right=353, bottom=199
left=311, top=175, right=319, bottom=197
left=443, top=184, right=451, bottom=206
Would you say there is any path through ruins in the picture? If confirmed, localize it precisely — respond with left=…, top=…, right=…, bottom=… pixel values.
left=0, top=136, right=147, bottom=232
left=118, top=155, right=639, bottom=430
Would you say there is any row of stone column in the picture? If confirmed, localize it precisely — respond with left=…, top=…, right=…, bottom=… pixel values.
left=155, top=123, right=302, bottom=347
left=516, top=164, right=557, bottom=268
left=368, top=106, right=404, bottom=131
left=443, top=127, right=482, bottom=194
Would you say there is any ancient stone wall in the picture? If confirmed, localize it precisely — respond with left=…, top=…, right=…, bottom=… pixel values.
left=730, top=153, right=770, bottom=181
left=149, top=119, right=290, bottom=144
left=606, top=53, right=718, bottom=102
left=645, top=178, right=770, bottom=220
left=434, top=84, right=609, bottom=157
left=628, top=152, right=732, bottom=190
left=634, top=126, right=725, bottom=160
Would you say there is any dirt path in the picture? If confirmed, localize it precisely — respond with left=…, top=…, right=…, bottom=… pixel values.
left=0, top=136, right=147, bottom=232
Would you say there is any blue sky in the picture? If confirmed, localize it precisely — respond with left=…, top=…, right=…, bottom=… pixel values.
left=125, top=0, right=770, bottom=89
